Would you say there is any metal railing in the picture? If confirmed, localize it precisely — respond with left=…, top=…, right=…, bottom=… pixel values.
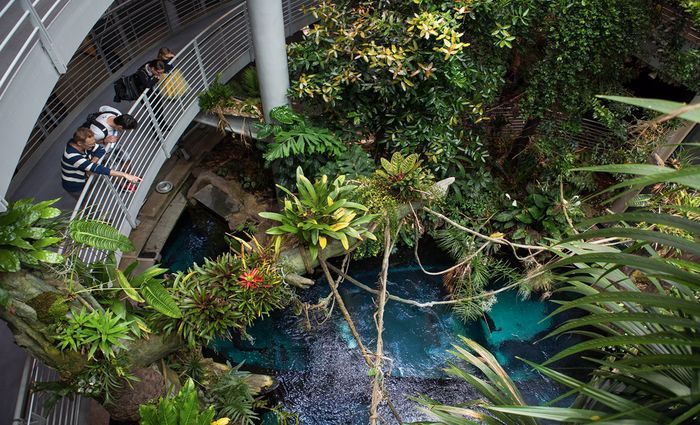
left=0, top=0, right=70, bottom=99
left=18, top=0, right=234, bottom=171
left=13, top=357, right=83, bottom=425
left=71, top=0, right=317, bottom=264
left=14, top=1, right=317, bottom=423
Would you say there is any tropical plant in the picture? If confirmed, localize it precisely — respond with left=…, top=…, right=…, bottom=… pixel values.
left=257, top=106, right=346, bottom=162
left=160, top=238, right=290, bottom=347
left=259, top=167, right=377, bottom=261
left=414, top=99, right=700, bottom=424
left=493, top=187, right=583, bottom=244
left=139, top=378, right=219, bottom=425
left=54, top=308, right=135, bottom=360
left=67, top=219, right=134, bottom=252
left=373, top=152, right=435, bottom=202
left=0, top=198, right=63, bottom=272
left=207, top=363, right=259, bottom=425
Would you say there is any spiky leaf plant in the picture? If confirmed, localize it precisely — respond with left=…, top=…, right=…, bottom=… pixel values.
left=260, top=166, right=377, bottom=261
left=415, top=99, right=700, bottom=424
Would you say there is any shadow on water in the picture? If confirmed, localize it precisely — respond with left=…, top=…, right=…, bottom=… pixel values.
left=160, top=204, right=231, bottom=272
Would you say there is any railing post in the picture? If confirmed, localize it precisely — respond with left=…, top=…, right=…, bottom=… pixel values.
left=104, top=178, right=139, bottom=229
left=142, top=95, right=172, bottom=159
left=18, top=0, right=67, bottom=74
left=193, top=40, right=210, bottom=89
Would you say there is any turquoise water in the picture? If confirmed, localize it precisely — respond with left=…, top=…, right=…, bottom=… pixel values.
left=211, top=263, right=578, bottom=423
left=161, top=210, right=580, bottom=423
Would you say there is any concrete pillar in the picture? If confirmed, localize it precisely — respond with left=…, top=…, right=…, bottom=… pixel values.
left=246, top=0, right=290, bottom=122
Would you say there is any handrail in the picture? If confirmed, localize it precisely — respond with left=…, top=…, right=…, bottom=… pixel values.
left=70, top=0, right=317, bottom=264
left=15, top=2, right=318, bottom=423
left=17, top=0, right=235, bottom=172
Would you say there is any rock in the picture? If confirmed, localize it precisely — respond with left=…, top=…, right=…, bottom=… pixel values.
left=107, top=367, right=165, bottom=422
left=187, top=170, right=276, bottom=233
left=192, top=184, right=242, bottom=218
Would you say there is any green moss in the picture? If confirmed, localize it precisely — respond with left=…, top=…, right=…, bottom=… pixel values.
left=26, top=292, right=69, bottom=324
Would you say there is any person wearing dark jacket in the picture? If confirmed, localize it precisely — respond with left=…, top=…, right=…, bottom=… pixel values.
left=132, top=60, right=165, bottom=93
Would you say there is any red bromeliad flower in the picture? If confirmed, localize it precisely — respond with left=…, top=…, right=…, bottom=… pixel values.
left=238, top=268, right=265, bottom=289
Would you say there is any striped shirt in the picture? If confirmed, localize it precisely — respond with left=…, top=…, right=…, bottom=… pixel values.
left=61, top=142, right=110, bottom=193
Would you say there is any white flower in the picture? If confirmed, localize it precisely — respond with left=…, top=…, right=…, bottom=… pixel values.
left=505, top=193, right=511, bottom=200
left=512, top=200, right=517, bottom=207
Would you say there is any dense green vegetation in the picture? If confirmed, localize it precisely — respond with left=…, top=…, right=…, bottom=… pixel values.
left=1, top=1, right=699, bottom=424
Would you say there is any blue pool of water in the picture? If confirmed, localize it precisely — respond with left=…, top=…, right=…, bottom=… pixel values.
left=211, top=262, right=580, bottom=423
left=160, top=209, right=582, bottom=423
left=160, top=205, right=230, bottom=272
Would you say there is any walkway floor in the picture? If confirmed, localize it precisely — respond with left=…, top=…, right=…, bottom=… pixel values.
left=1, top=7, right=232, bottom=423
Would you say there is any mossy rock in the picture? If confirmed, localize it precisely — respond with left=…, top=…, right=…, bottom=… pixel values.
left=26, top=292, right=69, bottom=324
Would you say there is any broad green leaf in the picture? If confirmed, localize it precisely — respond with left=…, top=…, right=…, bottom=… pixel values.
left=115, top=269, right=145, bottom=303
left=142, top=281, right=182, bottom=318
left=69, top=220, right=134, bottom=252
left=28, top=250, right=63, bottom=264
left=598, top=95, right=700, bottom=123
left=0, top=249, right=21, bottom=272
left=32, top=237, right=61, bottom=249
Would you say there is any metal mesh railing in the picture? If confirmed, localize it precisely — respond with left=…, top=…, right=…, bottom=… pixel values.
left=19, top=0, right=234, bottom=170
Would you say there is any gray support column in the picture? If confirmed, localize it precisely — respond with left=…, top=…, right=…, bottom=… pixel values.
left=246, top=0, right=290, bottom=122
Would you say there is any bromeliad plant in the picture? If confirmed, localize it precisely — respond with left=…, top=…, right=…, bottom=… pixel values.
left=373, top=152, right=435, bottom=203
left=259, top=167, right=377, bottom=262
left=161, top=237, right=290, bottom=347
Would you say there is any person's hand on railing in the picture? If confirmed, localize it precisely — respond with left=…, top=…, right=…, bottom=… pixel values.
left=104, top=135, right=119, bottom=144
left=110, top=170, right=142, bottom=184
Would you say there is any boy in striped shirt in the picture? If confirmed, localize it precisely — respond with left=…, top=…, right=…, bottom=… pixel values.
left=61, top=128, right=141, bottom=199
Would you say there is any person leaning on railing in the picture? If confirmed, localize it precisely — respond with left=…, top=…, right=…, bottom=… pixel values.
left=61, top=128, right=142, bottom=200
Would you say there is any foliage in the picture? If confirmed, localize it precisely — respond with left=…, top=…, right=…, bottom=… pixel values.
left=257, top=106, right=346, bottom=162
left=54, top=308, right=135, bottom=360
left=121, top=262, right=182, bottom=318
left=267, top=405, right=301, bottom=425
left=287, top=0, right=511, bottom=176
left=206, top=363, right=258, bottom=425
left=317, top=144, right=375, bottom=181
left=416, top=337, right=536, bottom=425
left=493, top=188, right=582, bottom=244
left=260, top=167, right=377, bottom=262
left=73, top=352, right=138, bottom=404
left=374, top=152, right=435, bottom=202
left=139, top=378, right=218, bottom=425
left=0, top=198, right=63, bottom=272
left=520, top=0, right=653, bottom=118
left=68, top=219, right=134, bottom=252
left=229, top=66, right=260, bottom=99
left=436, top=228, right=522, bottom=322
left=161, top=239, right=290, bottom=347
left=416, top=156, right=700, bottom=422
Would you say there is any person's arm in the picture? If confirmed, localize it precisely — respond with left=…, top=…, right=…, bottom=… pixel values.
left=109, top=169, right=142, bottom=184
